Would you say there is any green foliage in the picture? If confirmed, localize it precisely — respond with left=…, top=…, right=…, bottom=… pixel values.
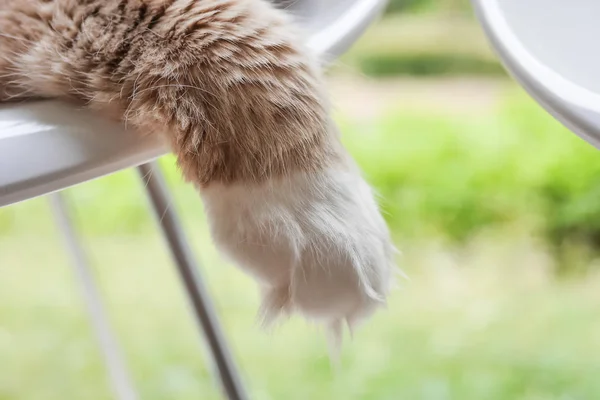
left=356, top=52, right=504, bottom=77
left=340, top=87, right=600, bottom=258
left=384, top=0, right=425, bottom=13
left=340, top=15, right=504, bottom=77
left=385, top=0, right=472, bottom=14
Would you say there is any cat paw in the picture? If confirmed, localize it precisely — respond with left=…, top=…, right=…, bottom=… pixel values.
left=201, top=163, right=396, bottom=331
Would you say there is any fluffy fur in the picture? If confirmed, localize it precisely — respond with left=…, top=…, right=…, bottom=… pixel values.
left=202, top=162, right=395, bottom=328
left=0, top=0, right=396, bottom=336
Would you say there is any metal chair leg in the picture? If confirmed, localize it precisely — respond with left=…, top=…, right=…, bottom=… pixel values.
left=137, top=161, right=247, bottom=400
left=50, top=193, right=138, bottom=400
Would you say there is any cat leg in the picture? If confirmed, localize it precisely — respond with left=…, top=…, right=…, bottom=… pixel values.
left=0, top=0, right=396, bottom=331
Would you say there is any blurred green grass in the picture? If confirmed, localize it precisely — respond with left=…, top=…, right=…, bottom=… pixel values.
left=4, top=220, right=600, bottom=399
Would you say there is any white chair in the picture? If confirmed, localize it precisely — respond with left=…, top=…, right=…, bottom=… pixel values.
left=0, top=1, right=388, bottom=399
left=472, top=0, right=600, bottom=150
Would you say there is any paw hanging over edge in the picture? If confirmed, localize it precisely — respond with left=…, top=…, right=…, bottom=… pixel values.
left=201, top=156, right=398, bottom=339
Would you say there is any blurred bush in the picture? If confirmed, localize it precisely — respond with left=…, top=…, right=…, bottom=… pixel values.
left=385, top=0, right=471, bottom=15
left=340, top=89, right=600, bottom=263
left=339, top=15, right=504, bottom=77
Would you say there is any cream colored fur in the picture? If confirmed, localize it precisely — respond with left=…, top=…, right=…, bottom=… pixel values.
left=202, top=159, right=396, bottom=331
